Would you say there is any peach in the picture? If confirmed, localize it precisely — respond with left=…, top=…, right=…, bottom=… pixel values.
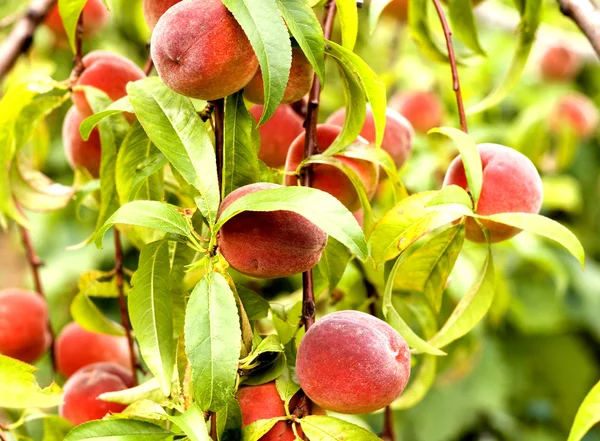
left=45, top=0, right=109, bottom=38
left=0, top=289, right=51, bottom=364
left=151, top=0, right=259, bottom=100
left=60, top=362, right=135, bottom=426
left=244, top=47, right=314, bottom=105
left=72, top=51, right=146, bottom=118
left=250, top=104, right=304, bottom=168
left=326, top=106, right=414, bottom=169
left=218, top=183, right=327, bottom=279
left=284, top=124, right=379, bottom=212
left=443, top=143, right=543, bottom=243
left=55, top=322, right=132, bottom=378
left=539, top=44, right=581, bottom=82
left=389, top=91, right=444, bottom=134
left=142, top=0, right=182, bottom=30
left=296, top=310, right=411, bottom=414
left=549, top=93, right=599, bottom=139
left=62, top=106, right=102, bottom=178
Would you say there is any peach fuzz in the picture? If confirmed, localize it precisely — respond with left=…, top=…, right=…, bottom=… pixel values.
left=60, top=362, right=135, bottom=426
left=55, top=322, right=132, bottom=378
left=72, top=51, right=145, bottom=118
left=539, top=44, right=581, bottom=82
left=250, top=104, right=304, bottom=168
left=549, top=93, right=599, bottom=139
left=0, top=289, right=51, bottom=364
left=326, top=106, right=414, bottom=169
left=218, top=183, right=328, bottom=279
left=142, top=0, right=182, bottom=30
left=151, top=0, right=259, bottom=100
left=244, top=47, right=314, bottom=105
left=389, top=91, right=444, bottom=134
left=284, top=124, right=379, bottom=212
left=443, top=143, right=543, bottom=243
left=45, top=0, right=109, bottom=38
left=296, top=310, right=411, bottom=414
left=62, top=106, right=102, bottom=178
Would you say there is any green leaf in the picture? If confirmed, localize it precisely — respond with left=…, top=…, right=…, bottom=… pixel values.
left=316, top=237, right=352, bottom=292
left=241, top=418, right=286, bottom=441
left=429, top=128, right=482, bottom=209
left=127, top=78, right=219, bottom=225
left=0, top=355, right=63, bottom=408
left=221, top=0, right=291, bottom=125
left=58, top=0, right=86, bottom=53
left=394, top=225, right=465, bottom=312
left=71, top=292, right=125, bottom=336
left=567, top=380, right=600, bottom=441
left=43, top=416, right=74, bottom=441
left=168, top=405, right=210, bottom=441
left=240, top=334, right=284, bottom=370
left=185, top=272, right=242, bottom=412
left=468, top=0, right=542, bottom=113
left=275, top=0, right=325, bottom=83
left=335, top=0, right=358, bottom=51
left=299, top=415, right=380, bottom=440
left=129, top=240, right=175, bottom=396
left=237, top=285, right=270, bottom=321
left=64, top=419, right=173, bottom=441
left=222, top=92, right=261, bottom=199
left=447, top=0, right=486, bottom=56
left=99, top=378, right=167, bottom=405
left=369, top=0, right=394, bottom=32
left=95, top=201, right=191, bottom=248
left=80, top=97, right=135, bottom=140
left=215, top=186, right=368, bottom=260
left=428, top=246, right=495, bottom=349
left=276, top=362, right=301, bottom=407
left=408, top=0, right=448, bottom=62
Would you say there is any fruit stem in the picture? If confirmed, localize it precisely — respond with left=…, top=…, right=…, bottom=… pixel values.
left=210, top=98, right=225, bottom=198
left=69, top=12, right=85, bottom=87
left=431, top=0, right=468, bottom=133
left=210, top=412, right=218, bottom=439
left=144, top=45, right=154, bottom=76
left=381, top=405, right=396, bottom=441
left=114, top=229, right=140, bottom=384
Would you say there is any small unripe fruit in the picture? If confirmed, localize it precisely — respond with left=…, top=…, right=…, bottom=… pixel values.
left=326, top=106, right=414, bottom=169
left=63, top=106, right=102, bottom=178
left=296, top=310, right=411, bottom=414
left=443, top=143, right=543, bottom=243
left=218, top=183, right=328, bottom=279
left=151, top=0, right=259, bottom=100
left=284, top=124, right=379, bottom=212
left=60, top=362, right=135, bottom=426
left=72, top=51, right=146, bottom=119
left=250, top=104, right=304, bottom=168
left=389, top=91, right=444, bottom=134
left=549, top=93, right=599, bottom=139
left=0, top=289, right=51, bottom=364
left=539, top=44, right=581, bottom=82
left=244, top=47, right=314, bottom=105
left=45, top=0, right=109, bottom=38
left=55, top=322, right=132, bottom=378
left=142, top=0, right=182, bottom=30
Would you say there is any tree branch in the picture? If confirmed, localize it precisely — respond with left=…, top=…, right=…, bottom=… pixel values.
left=0, top=0, right=57, bottom=82
left=558, top=0, right=600, bottom=58
left=431, top=0, right=468, bottom=133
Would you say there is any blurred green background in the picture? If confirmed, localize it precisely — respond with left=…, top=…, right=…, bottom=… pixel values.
left=1, top=0, right=599, bottom=440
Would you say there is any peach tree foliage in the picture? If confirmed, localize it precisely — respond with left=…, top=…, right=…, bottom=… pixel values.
left=0, top=0, right=589, bottom=440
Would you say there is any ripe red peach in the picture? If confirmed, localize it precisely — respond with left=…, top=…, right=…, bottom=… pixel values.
left=60, top=362, right=135, bottom=426
left=549, top=93, right=599, bottom=139
left=250, top=104, right=304, bottom=168
left=142, top=0, right=182, bottom=30
left=62, top=106, right=102, bottom=178
left=389, top=91, right=444, bottom=134
left=244, top=47, right=314, bottom=105
left=151, top=0, right=259, bottom=100
left=0, top=289, right=51, bottom=364
left=218, top=183, right=327, bottom=279
left=45, top=0, right=109, bottom=38
left=284, top=124, right=379, bottom=212
left=72, top=51, right=146, bottom=118
left=55, top=322, right=132, bottom=378
left=326, top=106, right=414, bottom=169
left=539, top=44, right=581, bottom=82
left=443, top=143, right=543, bottom=243
left=296, top=310, right=411, bottom=414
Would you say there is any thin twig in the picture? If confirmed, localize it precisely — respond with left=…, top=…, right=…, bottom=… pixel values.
left=199, top=102, right=215, bottom=122
left=291, top=97, right=308, bottom=119
left=301, top=0, right=337, bottom=332
left=210, top=99, right=225, bottom=196
left=114, top=230, right=139, bottom=384
left=431, top=0, right=468, bottom=133
left=381, top=406, right=396, bottom=441
left=558, top=0, right=600, bottom=58
left=69, top=12, right=85, bottom=86
left=210, top=413, right=218, bottom=440
left=0, top=0, right=57, bottom=81
left=143, top=49, right=154, bottom=76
